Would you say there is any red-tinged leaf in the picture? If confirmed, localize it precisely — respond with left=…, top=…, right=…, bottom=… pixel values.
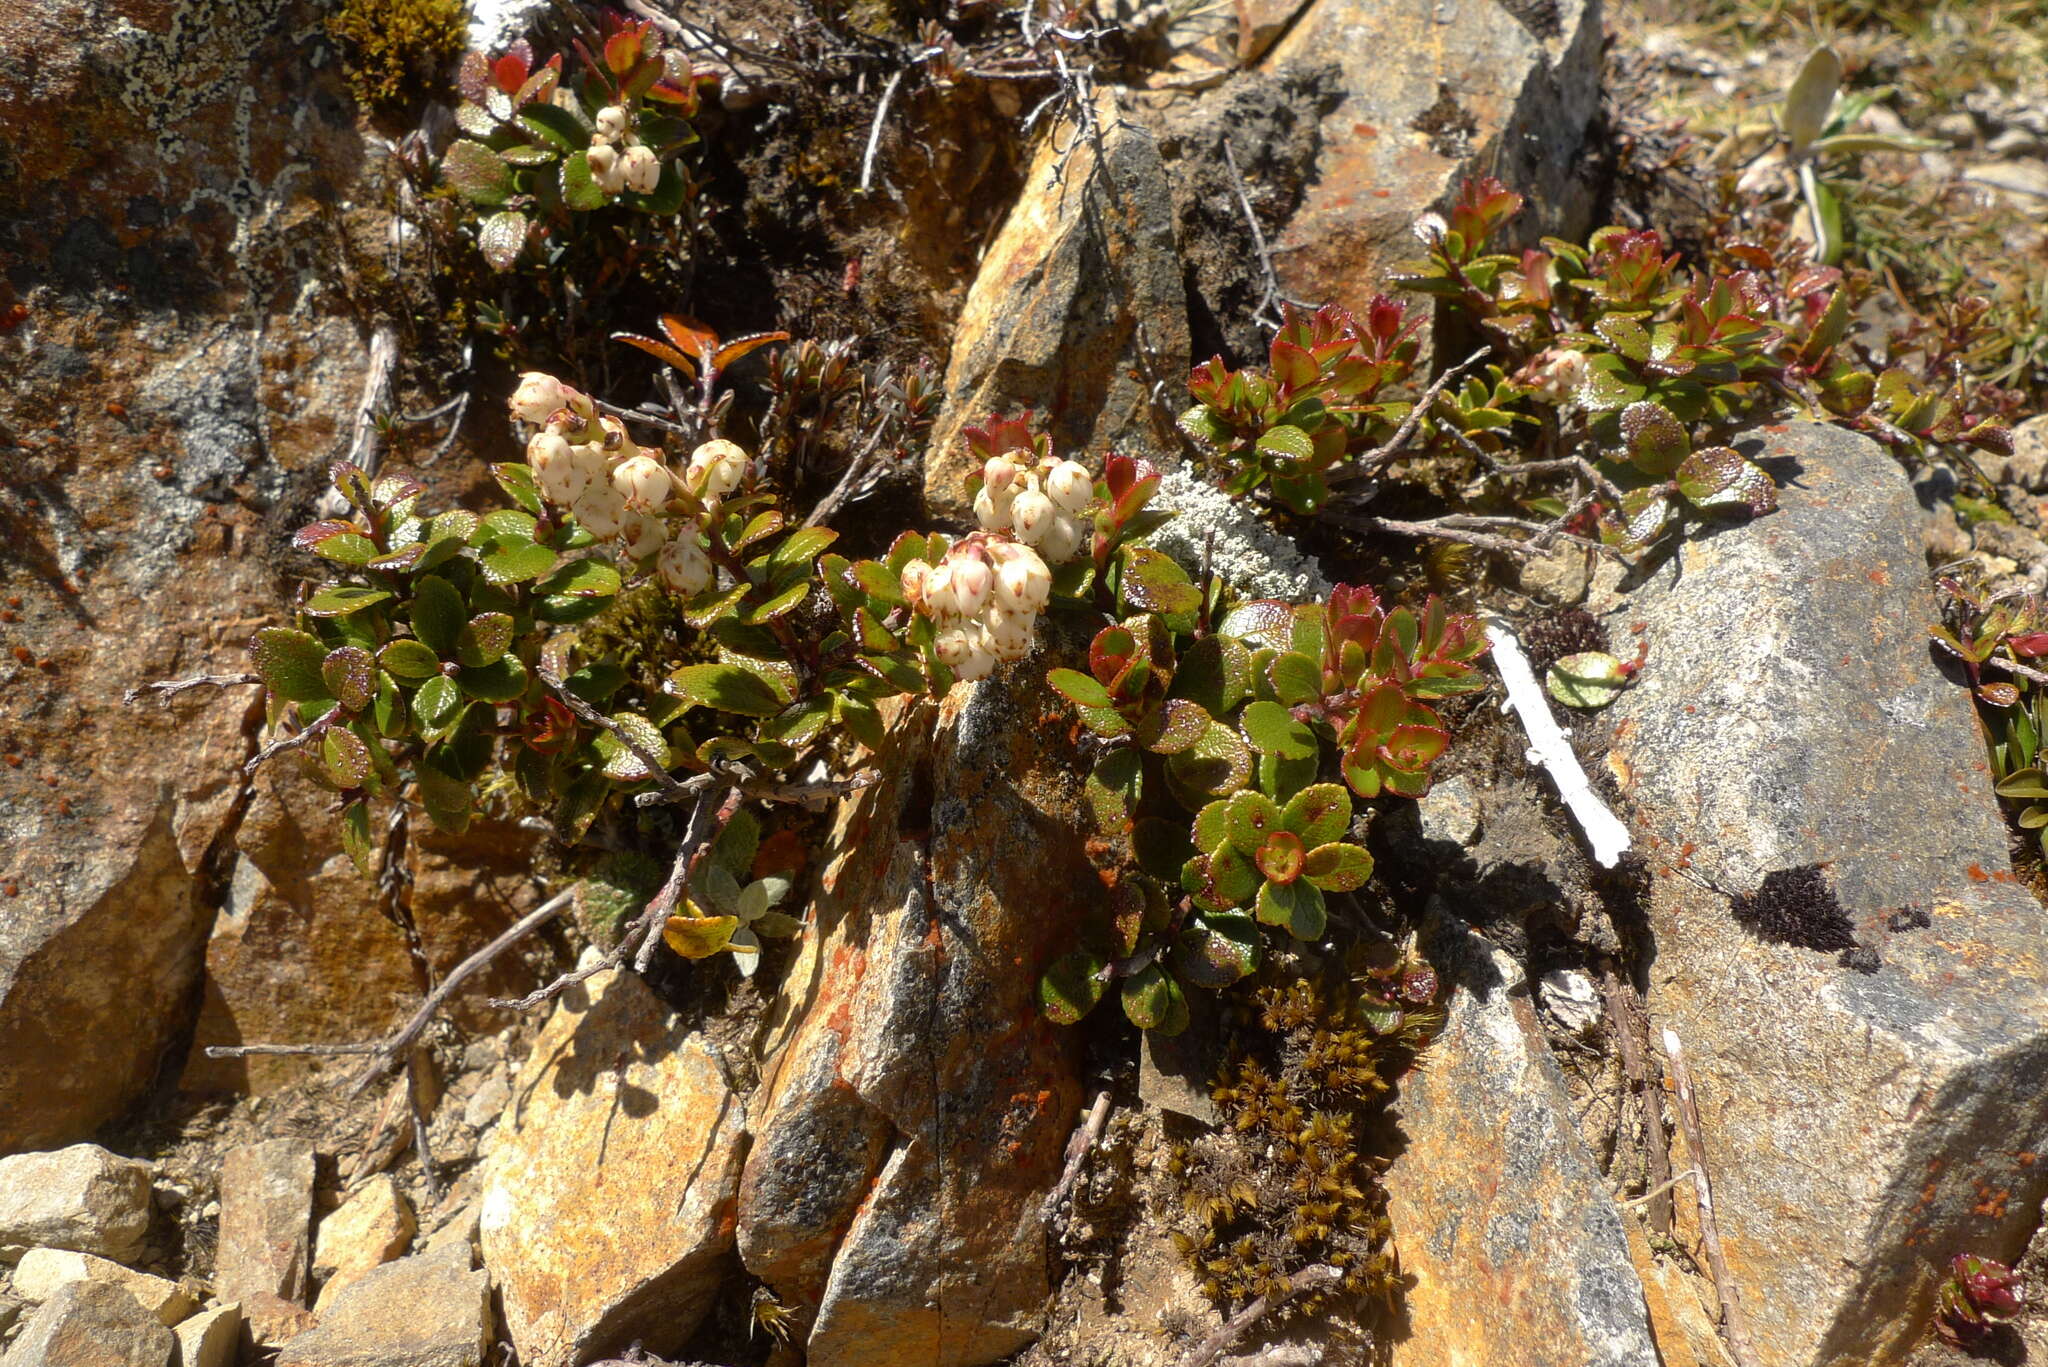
left=1136, top=698, right=1210, bottom=755
left=515, top=53, right=563, bottom=107
left=1356, top=680, right=1410, bottom=739
left=605, top=26, right=643, bottom=75
left=478, top=210, right=530, bottom=272
left=612, top=331, right=698, bottom=377
left=1379, top=722, right=1449, bottom=771
left=660, top=313, right=719, bottom=361
left=321, top=646, right=376, bottom=713
left=494, top=48, right=531, bottom=95
left=713, top=331, right=790, bottom=370
left=459, top=51, right=492, bottom=104
left=1980, top=683, right=2022, bottom=707
left=1255, top=829, right=1306, bottom=883
left=2010, top=633, right=2048, bottom=659
left=1269, top=339, right=1318, bottom=392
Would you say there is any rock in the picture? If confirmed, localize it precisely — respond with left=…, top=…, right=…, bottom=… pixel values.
left=1517, top=541, right=1596, bottom=607
left=736, top=680, right=1088, bottom=1367
left=311, top=1177, right=415, bottom=1315
left=10, top=1250, right=195, bottom=1326
left=1416, top=775, right=1482, bottom=849
left=241, top=1291, right=318, bottom=1346
left=1602, top=421, right=2048, bottom=1364
left=1964, top=159, right=2048, bottom=201
left=1145, top=467, right=1332, bottom=603
left=0, top=1145, right=153, bottom=1264
left=1383, top=907, right=1657, bottom=1367
left=0, top=1280, right=175, bottom=1367
left=275, top=1245, right=489, bottom=1367
left=923, top=85, right=1188, bottom=520
left=458, top=1073, right=510, bottom=1134
left=1259, top=0, right=1605, bottom=311
left=1971, top=518, right=2047, bottom=568
left=214, top=1138, right=315, bottom=1318
left=475, top=962, right=746, bottom=1367
left=0, top=1293, right=22, bottom=1337
left=171, top=1303, right=240, bottom=1367
left=1930, top=111, right=1980, bottom=147
left=181, top=768, right=542, bottom=1095
left=1993, top=413, right=2048, bottom=493
left=1536, top=968, right=1602, bottom=1037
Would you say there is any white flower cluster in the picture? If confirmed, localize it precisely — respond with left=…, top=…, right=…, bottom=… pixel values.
left=508, top=372, right=749, bottom=597
left=1517, top=347, right=1591, bottom=407
left=972, top=452, right=1094, bottom=563
left=585, top=104, right=660, bottom=197
left=901, top=536, right=1054, bottom=682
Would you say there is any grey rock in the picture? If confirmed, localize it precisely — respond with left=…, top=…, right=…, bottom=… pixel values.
left=1382, top=907, right=1656, bottom=1367
left=1517, top=541, right=1596, bottom=607
left=0, top=1145, right=153, bottom=1264
left=1994, top=413, right=2048, bottom=493
left=214, top=1139, right=315, bottom=1312
left=1417, top=775, right=1483, bottom=849
left=1971, top=517, right=2047, bottom=568
left=1930, top=111, right=1980, bottom=147
left=458, top=1072, right=509, bottom=1133
left=171, top=1303, right=240, bottom=1367
left=0, top=1293, right=21, bottom=1338
left=1604, top=421, right=2048, bottom=1365
left=1537, top=968, right=1602, bottom=1037
left=275, top=1245, right=489, bottom=1367
left=1965, top=159, right=2048, bottom=199
left=923, top=85, right=1189, bottom=520
left=1, top=1280, right=174, bottom=1367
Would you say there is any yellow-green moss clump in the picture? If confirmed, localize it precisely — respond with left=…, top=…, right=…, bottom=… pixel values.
left=326, top=0, right=469, bottom=112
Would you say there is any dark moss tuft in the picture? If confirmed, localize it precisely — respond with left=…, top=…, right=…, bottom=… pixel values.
left=1730, top=864, right=1858, bottom=952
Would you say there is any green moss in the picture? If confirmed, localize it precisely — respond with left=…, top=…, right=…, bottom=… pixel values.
left=326, top=0, right=469, bottom=113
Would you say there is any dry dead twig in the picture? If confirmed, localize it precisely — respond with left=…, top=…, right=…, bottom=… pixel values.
left=1040, top=1088, right=1113, bottom=1223
left=1662, top=1027, right=1762, bottom=1367
left=1179, top=1265, right=1343, bottom=1367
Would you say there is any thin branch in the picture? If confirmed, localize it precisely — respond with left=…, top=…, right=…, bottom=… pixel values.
left=1931, top=636, right=2048, bottom=686
left=636, top=763, right=880, bottom=812
left=1619, top=1168, right=1697, bottom=1211
left=1332, top=346, right=1492, bottom=480
left=1179, top=1265, right=1343, bottom=1367
left=595, top=398, right=693, bottom=436
left=124, top=672, right=261, bottom=705
left=406, top=1053, right=444, bottom=1203
left=539, top=665, right=700, bottom=805
left=1662, top=1028, right=1762, bottom=1367
left=1041, top=1089, right=1113, bottom=1223
left=316, top=323, right=401, bottom=518
left=859, top=67, right=908, bottom=195
left=1220, top=138, right=1297, bottom=329
left=1483, top=618, right=1633, bottom=867
left=1323, top=512, right=1545, bottom=559
left=804, top=412, right=899, bottom=528
left=1598, top=967, right=1673, bottom=1235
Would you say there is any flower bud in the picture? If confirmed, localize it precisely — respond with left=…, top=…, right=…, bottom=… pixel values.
left=1039, top=511, right=1083, bottom=565
left=982, top=456, right=1021, bottom=493
left=985, top=605, right=1035, bottom=661
left=1010, top=487, right=1055, bottom=546
left=612, top=454, right=673, bottom=512
left=900, top=558, right=932, bottom=608
left=1045, top=460, right=1094, bottom=516
left=973, top=484, right=1013, bottom=532
left=510, top=372, right=567, bottom=424
left=991, top=544, right=1051, bottom=612
left=659, top=534, right=713, bottom=595
left=529, top=431, right=590, bottom=505
left=620, top=144, right=661, bottom=195
left=571, top=483, right=628, bottom=539
left=588, top=142, right=627, bottom=194
left=621, top=510, right=667, bottom=559
left=934, top=624, right=975, bottom=669
left=948, top=554, right=992, bottom=619
left=957, top=625, right=998, bottom=681
left=687, top=439, right=749, bottom=497
left=595, top=104, right=629, bottom=140
left=1518, top=347, right=1591, bottom=406
left=925, top=561, right=959, bottom=620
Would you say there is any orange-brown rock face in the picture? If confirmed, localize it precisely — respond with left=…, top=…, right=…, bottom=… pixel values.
left=738, top=678, right=1091, bottom=1367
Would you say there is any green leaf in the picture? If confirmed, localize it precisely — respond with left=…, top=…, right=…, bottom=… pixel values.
left=457, top=655, right=529, bottom=703
left=305, top=585, right=393, bottom=618
left=1619, top=401, right=1689, bottom=477
left=535, top=558, right=623, bottom=602
left=1781, top=44, right=1842, bottom=155
left=1120, top=547, right=1202, bottom=620
left=1302, top=841, right=1373, bottom=892
left=252, top=628, right=330, bottom=702
left=1085, top=749, right=1143, bottom=829
left=1171, top=635, right=1252, bottom=716
left=322, top=728, right=372, bottom=788
left=340, top=800, right=373, bottom=878
left=670, top=662, right=785, bottom=716
left=1258, top=751, right=1318, bottom=804
left=851, top=560, right=904, bottom=605
left=624, top=158, right=688, bottom=214
left=321, top=646, right=376, bottom=713
left=478, top=210, right=530, bottom=271
left=1256, top=878, right=1327, bottom=940
left=518, top=102, right=589, bottom=151
left=770, top=526, right=839, bottom=573
left=1172, top=913, right=1259, bottom=988
left=1282, top=783, right=1351, bottom=847
left=1135, top=698, right=1210, bottom=755
left=1546, top=652, right=1631, bottom=710
left=1040, top=950, right=1108, bottom=1025
left=1184, top=844, right=1258, bottom=911
left=442, top=139, right=514, bottom=205
left=1166, top=720, right=1253, bottom=804
left=1676, top=447, right=1777, bottom=515
left=1121, top=965, right=1188, bottom=1035
left=1996, top=767, right=2048, bottom=800
left=411, top=576, right=465, bottom=657
left=1193, top=799, right=1232, bottom=855
left=413, top=674, right=464, bottom=740
left=1047, top=668, right=1114, bottom=709
left=1269, top=651, right=1323, bottom=706
left=378, top=639, right=441, bottom=681
left=595, top=713, right=672, bottom=781
left=560, top=150, right=608, bottom=211
left=456, top=613, right=515, bottom=668
left=1254, top=424, right=1316, bottom=465
left=481, top=539, right=558, bottom=585
left=1240, top=699, right=1316, bottom=759
left=743, top=581, right=811, bottom=624
left=296, top=522, right=379, bottom=565
left=1225, top=790, right=1284, bottom=855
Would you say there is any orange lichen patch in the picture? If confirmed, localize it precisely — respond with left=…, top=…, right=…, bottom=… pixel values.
left=1972, top=1183, right=2010, bottom=1219
left=1968, top=864, right=1990, bottom=883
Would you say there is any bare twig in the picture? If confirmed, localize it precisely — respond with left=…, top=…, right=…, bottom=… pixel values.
left=406, top=1053, right=444, bottom=1202
left=1041, top=1089, right=1113, bottom=1223
left=595, top=398, right=693, bottom=436
left=1220, top=138, right=1297, bottom=329
left=637, top=763, right=880, bottom=812
left=1322, top=512, right=1544, bottom=558
left=803, top=413, right=899, bottom=529
left=1180, top=1265, right=1343, bottom=1367
left=124, top=672, right=261, bottom=705
left=1598, top=967, right=1673, bottom=1234
left=1484, top=618, right=1633, bottom=867
left=316, top=323, right=401, bottom=518
left=1330, top=346, right=1492, bottom=480
left=858, top=67, right=908, bottom=194
left=1619, top=1168, right=1697, bottom=1211
left=539, top=665, right=699, bottom=805
left=1662, top=1028, right=1762, bottom=1367
left=1931, top=635, right=2048, bottom=687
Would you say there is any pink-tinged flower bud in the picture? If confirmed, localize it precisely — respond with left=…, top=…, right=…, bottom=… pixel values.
left=612, top=454, right=673, bottom=511
left=934, top=624, right=976, bottom=669
left=530, top=433, right=590, bottom=505
left=659, top=535, right=713, bottom=595
left=571, top=484, right=628, bottom=539
left=982, top=456, right=1021, bottom=493
left=587, top=142, right=625, bottom=194
left=620, top=144, right=661, bottom=195
left=596, top=414, right=635, bottom=460
left=1038, top=511, right=1083, bottom=564
left=1045, top=460, right=1093, bottom=515
left=510, top=372, right=567, bottom=424
left=687, top=439, right=749, bottom=497
left=974, top=485, right=1013, bottom=532
left=985, top=605, right=1035, bottom=661
left=948, top=553, right=992, bottom=619
left=595, top=104, right=629, bottom=140
left=1517, top=348, right=1591, bottom=406
left=925, top=561, right=960, bottom=620
left=899, top=558, right=932, bottom=608
left=621, top=510, right=667, bottom=559
left=1010, top=487, right=1055, bottom=545
left=956, top=625, right=998, bottom=681
left=991, top=544, right=1051, bottom=612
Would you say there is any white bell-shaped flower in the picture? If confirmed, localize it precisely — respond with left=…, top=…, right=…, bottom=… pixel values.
left=509, top=372, right=567, bottom=424
left=1045, top=460, right=1094, bottom=516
